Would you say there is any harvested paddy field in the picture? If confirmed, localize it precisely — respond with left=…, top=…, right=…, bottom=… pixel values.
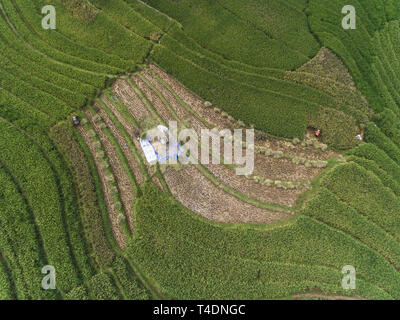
left=83, top=65, right=339, bottom=226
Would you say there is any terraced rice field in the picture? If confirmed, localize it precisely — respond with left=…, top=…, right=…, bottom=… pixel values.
left=1, top=0, right=400, bottom=300
left=87, top=66, right=337, bottom=225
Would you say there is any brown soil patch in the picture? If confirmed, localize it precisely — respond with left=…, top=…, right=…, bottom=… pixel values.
left=164, top=165, right=291, bottom=224
left=152, top=176, right=165, bottom=192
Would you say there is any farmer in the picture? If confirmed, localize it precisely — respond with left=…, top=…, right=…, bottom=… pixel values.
left=72, top=116, right=80, bottom=126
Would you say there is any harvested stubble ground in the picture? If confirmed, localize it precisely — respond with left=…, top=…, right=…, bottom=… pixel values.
left=203, top=163, right=302, bottom=207
left=262, top=138, right=337, bottom=161
left=101, top=87, right=155, bottom=177
left=112, top=79, right=152, bottom=122
left=252, top=153, right=321, bottom=182
left=99, top=97, right=146, bottom=185
left=78, top=120, right=127, bottom=249
left=163, top=165, right=291, bottom=224
left=87, top=107, right=135, bottom=234
left=141, top=69, right=189, bottom=120
left=134, top=70, right=317, bottom=195
left=141, top=70, right=216, bottom=144
left=130, top=73, right=304, bottom=206
left=131, top=75, right=175, bottom=125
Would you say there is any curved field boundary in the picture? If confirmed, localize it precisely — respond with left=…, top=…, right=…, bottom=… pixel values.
left=97, top=97, right=147, bottom=185
left=97, top=97, right=150, bottom=180
left=5, top=119, right=96, bottom=285
left=106, top=76, right=297, bottom=217
left=13, top=0, right=132, bottom=70
left=0, top=119, right=89, bottom=293
left=321, top=162, right=400, bottom=245
left=72, top=118, right=154, bottom=300
left=304, top=190, right=400, bottom=272
left=2, top=0, right=120, bottom=76
left=0, top=36, right=98, bottom=95
left=162, top=165, right=291, bottom=224
left=75, top=106, right=163, bottom=299
left=35, top=0, right=152, bottom=63
left=0, top=52, right=86, bottom=108
left=0, top=252, right=15, bottom=299
left=0, top=64, right=72, bottom=120
left=140, top=68, right=326, bottom=187
left=50, top=122, right=115, bottom=270
left=147, top=64, right=339, bottom=160
left=0, top=4, right=108, bottom=88
left=92, top=0, right=369, bottom=147
left=128, top=182, right=396, bottom=299
left=0, top=161, right=56, bottom=299
left=0, top=34, right=96, bottom=97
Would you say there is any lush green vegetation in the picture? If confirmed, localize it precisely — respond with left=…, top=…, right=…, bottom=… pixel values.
left=0, top=0, right=399, bottom=300
left=49, top=122, right=115, bottom=269
left=127, top=183, right=399, bottom=299
left=87, top=272, right=120, bottom=300
left=145, top=0, right=316, bottom=69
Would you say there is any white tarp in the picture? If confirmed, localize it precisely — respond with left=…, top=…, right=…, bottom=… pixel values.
left=140, top=139, right=157, bottom=164
left=140, top=125, right=184, bottom=164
